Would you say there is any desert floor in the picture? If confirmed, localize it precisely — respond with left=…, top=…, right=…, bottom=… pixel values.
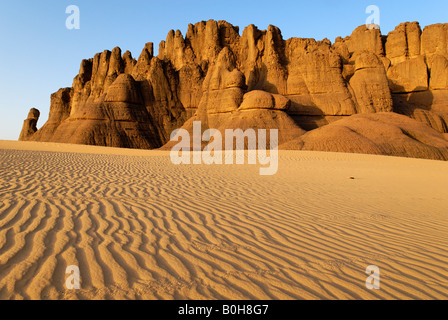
left=0, top=140, right=447, bottom=299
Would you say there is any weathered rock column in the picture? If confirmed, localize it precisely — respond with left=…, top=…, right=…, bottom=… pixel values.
left=19, top=108, right=40, bottom=141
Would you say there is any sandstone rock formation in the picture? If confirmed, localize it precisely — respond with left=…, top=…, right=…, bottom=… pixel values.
left=281, top=113, right=448, bottom=160
left=19, top=20, right=448, bottom=160
left=385, top=22, right=421, bottom=65
left=19, top=108, right=40, bottom=141
left=349, top=51, right=393, bottom=113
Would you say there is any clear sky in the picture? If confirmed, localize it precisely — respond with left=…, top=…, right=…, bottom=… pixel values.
left=0, top=0, right=447, bottom=140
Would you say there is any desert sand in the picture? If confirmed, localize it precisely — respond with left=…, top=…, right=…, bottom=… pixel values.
left=0, top=140, right=447, bottom=300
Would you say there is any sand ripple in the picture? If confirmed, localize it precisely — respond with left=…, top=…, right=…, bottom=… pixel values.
left=0, top=142, right=447, bottom=299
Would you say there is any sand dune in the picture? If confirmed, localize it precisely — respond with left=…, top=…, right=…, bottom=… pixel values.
left=0, top=140, right=447, bottom=299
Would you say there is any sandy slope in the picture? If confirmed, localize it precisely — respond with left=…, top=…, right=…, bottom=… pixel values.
left=0, top=140, right=447, bottom=300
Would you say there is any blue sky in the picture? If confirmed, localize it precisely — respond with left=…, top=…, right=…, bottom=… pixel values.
left=0, top=0, right=447, bottom=140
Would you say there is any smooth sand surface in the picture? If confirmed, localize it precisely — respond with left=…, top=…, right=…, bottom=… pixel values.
left=0, top=140, right=447, bottom=299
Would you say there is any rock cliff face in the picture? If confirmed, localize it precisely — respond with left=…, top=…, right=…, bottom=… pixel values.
left=20, top=20, right=448, bottom=160
left=19, top=108, right=40, bottom=141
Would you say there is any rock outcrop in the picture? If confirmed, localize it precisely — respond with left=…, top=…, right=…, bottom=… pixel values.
left=217, top=90, right=305, bottom=148
left=385, top=22, right=421, bottom=65
left=19, top=20, right=448, bottom=160
left=387, top=56, right=428, bottom=93
left=281, top=113, right=448, bottom=160
left=19, top=108, right=40, bottom=141
left=349, top=51, right=393, bottom=113
left=30, top=88, right=72, bottom=141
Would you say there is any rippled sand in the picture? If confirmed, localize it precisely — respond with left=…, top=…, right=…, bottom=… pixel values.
left=0, top=140, right=447, bottom=299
